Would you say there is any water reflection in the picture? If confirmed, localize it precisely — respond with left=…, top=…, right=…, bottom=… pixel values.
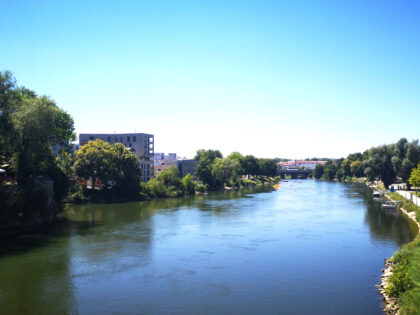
left=0, top=233, right=75, bottom=314
left=0, top=182, right=415, bottom=314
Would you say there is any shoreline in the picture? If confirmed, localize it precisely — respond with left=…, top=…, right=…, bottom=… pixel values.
left=376, top=190, right=420, bottom=315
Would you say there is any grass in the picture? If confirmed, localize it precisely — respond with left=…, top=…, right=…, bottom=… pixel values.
left=386, top=192, right=420, bottom=315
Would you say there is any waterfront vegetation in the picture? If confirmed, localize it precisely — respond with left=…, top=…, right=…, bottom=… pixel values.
left=386, top=192, right=420, bottom=314
left=0, top=71, right=75, bottom=233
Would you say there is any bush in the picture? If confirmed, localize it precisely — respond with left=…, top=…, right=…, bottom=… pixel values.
left=386, top=259, right=414, bottom=297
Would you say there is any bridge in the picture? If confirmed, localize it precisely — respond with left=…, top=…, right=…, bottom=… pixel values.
left=278, top=169, right=312, bottom=179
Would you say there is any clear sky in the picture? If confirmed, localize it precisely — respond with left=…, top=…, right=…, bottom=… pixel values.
left=1, top=0, right=419, bottom=159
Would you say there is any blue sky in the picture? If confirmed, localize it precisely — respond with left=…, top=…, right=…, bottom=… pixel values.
left=1, top=0, right=419, bottom=158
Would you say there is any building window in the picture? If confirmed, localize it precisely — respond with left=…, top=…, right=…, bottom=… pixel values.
left=89, top=136, right=94, bottom=141
left=129, top=143, right=132, bottom=147
left=133, top=136, right=136, bottom=142
left=127, top=136, right=130, bottom=142
left=149, top=137, right=153, bottom=143
left=107, top=136, right=111, bottom=142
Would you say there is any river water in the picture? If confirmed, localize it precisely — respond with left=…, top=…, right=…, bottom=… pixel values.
left=0, top=180, right=417, bottom=314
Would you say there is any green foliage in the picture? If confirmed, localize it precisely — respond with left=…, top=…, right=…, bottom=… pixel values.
left=336, top=168, right=345, bottom=181
left=313, top=164, right=324, bottom=179
left=322, top=162, right=337, bottom=181
left=211, top=157, right=241, bottom=189
left=257, top=158, right=278, bottom=177
left=0, top=71, right=75, bottom=229
left=364, top=144, right=396, bottom=188
left=387, top=192, right=420, bottom=214
left=242, top=155, right=259, bottom=176
left=74, top=139, right=116, bottom=185
left=385, top=259, right=414, bottom=297
left=350, top=160, right=364, bottom=177
left=56, top=151, right=74, bottom=178
left=74, top=140, right=141, bottom=198
left=409, top=164, right=420, bottom=188
left=195, top=149, right=223, bottom=188
left=181, top=174, right=197, bottom=195
left=144, top=165, right=196, bottom=198
left=341, top=159, right=352, bottom=177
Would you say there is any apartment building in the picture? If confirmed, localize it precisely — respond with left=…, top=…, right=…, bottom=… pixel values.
left=79, top=133, right=154, bottom=182
left=177, top=159, right=199, bottom=179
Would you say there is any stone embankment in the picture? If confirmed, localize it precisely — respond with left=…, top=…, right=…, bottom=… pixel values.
left=377, top=258, right=399, bottom=315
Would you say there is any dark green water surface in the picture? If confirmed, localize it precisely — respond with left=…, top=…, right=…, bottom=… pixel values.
left=0, top=181, right=417, bottom=314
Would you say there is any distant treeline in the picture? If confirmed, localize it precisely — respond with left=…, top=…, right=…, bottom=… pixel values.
left=312, top=138, right=420, bottom=188
left=65, top=143, right=280, bottom=202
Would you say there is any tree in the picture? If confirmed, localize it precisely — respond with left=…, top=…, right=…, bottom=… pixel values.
left=400, top=140, right=420, bottom=186
left=74, top=140, right=117, bottom=188
left=347, top=152, right=362, bottom=161
left=341, top=159, right=352, bottom=177
left=194, top=149, right=222, bottom=187
left=336, top=168, right=345, bottom=181
left=364, top=145, right=396, bottom=188
left=227, top=152, right=245, bottom=175
left=181, top=174, right=196, bottom=195
left=12, top=94, right=75, bottom=184
left=313, top=164, right=324, bottom=179
left=242, top=155, right=259, bottom=177
left=408, top=164, right=420, bottom=188
left=56, top=151, right=74, bottom=178
left=0, top=71, right=18, bottom=165
left=257, top=159, right=278, bottom=177
left=322, top=162, right=337, bottom=181
left=111, top=143, right=142, bottom=197
left=350, top=160, right=364, bottom=177
left=211, top=157, right=241, bottom=189
left=74, top=140, right=142, bottom=196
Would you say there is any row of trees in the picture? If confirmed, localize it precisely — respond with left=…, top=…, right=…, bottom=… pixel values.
left=64, top=145, right=280, bottom=201
left=194, top=150, right=278, bottom=190
left=312, top=138, right=420, bottom=188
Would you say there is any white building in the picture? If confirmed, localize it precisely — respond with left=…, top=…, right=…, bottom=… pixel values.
left=278, top=160, right=327, bottom=170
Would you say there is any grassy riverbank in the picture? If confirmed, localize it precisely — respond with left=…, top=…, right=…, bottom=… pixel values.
left=386, top=192, right=420, bottom=315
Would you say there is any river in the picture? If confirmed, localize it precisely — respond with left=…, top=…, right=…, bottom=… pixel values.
left=0, top=180, right=417, bottom=314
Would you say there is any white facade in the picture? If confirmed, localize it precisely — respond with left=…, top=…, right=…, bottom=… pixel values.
left=278, top=160, right=327, bottom=170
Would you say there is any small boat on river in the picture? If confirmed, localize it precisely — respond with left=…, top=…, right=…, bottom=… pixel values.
left=381, top=201, right=397, bottom=210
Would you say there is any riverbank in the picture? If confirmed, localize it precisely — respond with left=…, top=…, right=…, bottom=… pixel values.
left=377, top=190, right=420, bottom=315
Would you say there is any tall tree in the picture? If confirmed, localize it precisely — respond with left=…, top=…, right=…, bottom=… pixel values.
left=74, top=140, right=116, bottom=188
left=364, top=145, right=396, bottom=188
left=194, top=149, right=222, bottom=187
left=313, top=164, right=324, bottom=179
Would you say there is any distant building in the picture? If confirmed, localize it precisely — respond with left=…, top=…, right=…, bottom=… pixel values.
left=153, top=153, right=178, bottom=177
left=153, top=153, right=177, bottom=163
left=278, top=160, right=327, bottom=170
left=177, top=159, right=199, bottom=179
left=79, top=133, right=154, bottom=182
left=154, top=160, right=177, bottom=177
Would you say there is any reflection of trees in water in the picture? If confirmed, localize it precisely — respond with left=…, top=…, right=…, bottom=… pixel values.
left=346, top=183, right=418, bottom=245
left=0, top=233, right=75, bottom=314
left=0, top=186, right=274, bottom=314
